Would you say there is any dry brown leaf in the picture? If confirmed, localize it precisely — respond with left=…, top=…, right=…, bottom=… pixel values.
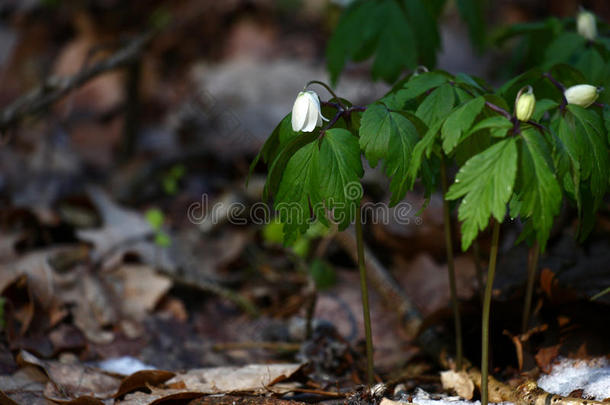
left=166, top=364, right=302, bottom=394
left=113, top=370, right=176, bottom=398
left=18, top=350, right=122, bottom=401
left=117, top=388, right=204, bottom=405
left=105, top=264, right=171, bottom=321
left=535, top=344, right=561, bottom=374
left=440, top=369, right=475, bottom=400
left=77, top=187, right=176, bottom=272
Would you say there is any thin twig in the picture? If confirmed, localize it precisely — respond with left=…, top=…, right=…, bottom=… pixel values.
left=0, top=30, right=155, bottom=132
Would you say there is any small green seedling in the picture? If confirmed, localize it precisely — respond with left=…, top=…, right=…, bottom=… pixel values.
left=146, top=208, right=171, bottom=247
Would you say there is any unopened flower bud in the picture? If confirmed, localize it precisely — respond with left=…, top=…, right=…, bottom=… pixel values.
left=564, top=84, right=600, bottom=108
left=515, top=86, right=536, bottom=122
left=577, top=10, right=597, bottom=41
left=291, top=90, right=328, bottom=132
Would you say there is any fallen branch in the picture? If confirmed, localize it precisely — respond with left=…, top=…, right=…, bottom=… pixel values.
left=0, top=30, right=154, bottom=132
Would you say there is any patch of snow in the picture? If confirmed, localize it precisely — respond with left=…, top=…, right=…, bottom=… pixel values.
left=537, top=357, right=610, bottom=400
left=96, top=356, right=156, bottom=375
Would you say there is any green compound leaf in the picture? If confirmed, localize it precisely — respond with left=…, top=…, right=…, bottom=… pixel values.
left=467, top=115, right=513, bottom=138
left=415, top=83, right=455, bottom=126
left=326, top=1, right=380, bottom=85
left=565, top=105, right=609, bottom=206
left=401, top=0, right=440, bottom=68
left=406, top=118, right=444, bottom=190
left=515, top=128, right=561, bottom=250
left=275, top=129, right=363, bottom=243
left=446, top=138, right=518, bottom=250
left=383, top=113, right=421, bottom=206
left=383, top=71, right=450, bottom=109
left=371, top=0, right=416, bottom=82
left=359, top=104, right=419, bottom=175
left=248, top=113, right=299, bottom=186
left=263, top=130, right=319, bottom=201
left=455, top=0, right=486, bottom=51
left=441, top=96, right=485, bottom=154
left=326, top=0, right=443, bottom=84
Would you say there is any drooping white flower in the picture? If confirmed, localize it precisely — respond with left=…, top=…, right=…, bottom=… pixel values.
left=291, top=90, right=328, bottom=132
left=515, top=86, right=536, bottom=122
left=564, top=84, right=600, bottom=108
left=577, top=10, right=597, bottom=41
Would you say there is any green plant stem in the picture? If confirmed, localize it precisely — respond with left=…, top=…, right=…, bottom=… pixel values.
left=472, top=239, right=485, bottom=302
left=355, top=204, right=374, bottom=385
left=481, top=220, right=501, bottom=405
left=521, top=242, right=540, bottom=334
left=440, top=158, right=463, bottom=370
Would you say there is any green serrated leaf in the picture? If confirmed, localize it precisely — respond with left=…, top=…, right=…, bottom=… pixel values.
left=604, top=105, right=610, bottom=144
left=441, top=96, right=485, bottom=154
left=263, top=131, right=319, bottom=201
left=446, top=138, right=518, bottom=250
left=384, top=115, right=420, bottom=205
left=248, top=114, right=298, bottom=186
left=516, top=128, right=561, bottom=250
left=326, top=1, right=380, bottom=85
left=544, top=32, right=587, bottom=67
left=406, top=118, right=443, bottom=189
left=567, top=105, right=609, bottom=205
left=371, top=0, right=417, bottom=82
left=467, top=115, right=513, bottom=138
left=456, top=0, right=486, bottom=51
left=532, top=99, right=559, bottom=121
left=401, top=0, right=440, bottom=67
left=384, top=72, right=449, bottom=108
left=275, top=129, right=363, bottom=243
left=415, top=83, right=455, bottom=126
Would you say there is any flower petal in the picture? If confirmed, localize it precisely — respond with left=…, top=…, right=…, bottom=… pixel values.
left=291, top=93, right=309, bottom=131
left=302, top=98, right=319, bottom=132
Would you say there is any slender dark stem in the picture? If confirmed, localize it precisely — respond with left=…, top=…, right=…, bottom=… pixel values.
left=449, top=80, right=512, bottom=120
left=440, top=157, right=463, bottom=370
left=355, top=204, right=374, bottom=386
left=543, top=72, right=568, bottom=111
left=305, top=288, right=317, bottom=339
left=526, top=120, right=549, bottom=133
left=521, top=242, right=540, bottom=334
left=481, top=220, right=501, bottom=405
left=485, top=101, right=512, bottom=121
left=306, top=80, right=344, bottom=108
left=319, top=110, right=343, bottom=136
left=472, top=239, right=485, bottom=302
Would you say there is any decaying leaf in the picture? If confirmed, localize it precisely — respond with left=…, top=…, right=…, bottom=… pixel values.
left=77, top=187, right=175, bottom=271
left=440, top=369, right=475, bottom=400
left=18, top=350, right=122, bottom=401
left=105, top=264, right=171, bottom=321
left=166, top=363, right=303, bottom=394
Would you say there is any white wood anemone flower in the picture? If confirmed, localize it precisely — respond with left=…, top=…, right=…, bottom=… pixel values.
left=291, top=90, right=328, bottom=132
left=564, top=84, right=601, bottom=108
left=515, top=86, right=536, bottom=122
left=577, top=9, right=597, bottom=41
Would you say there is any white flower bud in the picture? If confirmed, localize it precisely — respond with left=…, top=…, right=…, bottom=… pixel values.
left=577, top=10, right=597, bottom=41
left=564, top=84, right=600, bottom=108
left=515, top=86, right=536, bottom=122
left=291, top=90, right=328, bottom=132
